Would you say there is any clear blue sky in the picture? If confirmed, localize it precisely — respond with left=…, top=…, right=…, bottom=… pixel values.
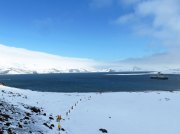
left=0, top=0, right=164, bottom=61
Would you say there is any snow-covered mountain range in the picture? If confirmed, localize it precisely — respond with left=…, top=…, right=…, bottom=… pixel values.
left=0, top=44, right=101, bottom=74
left=0, top=44, right=180, bottom=74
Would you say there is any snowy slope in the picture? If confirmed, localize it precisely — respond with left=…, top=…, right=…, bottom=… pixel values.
left=1, top=44, right=180, bottom=74
left=0, top=44, right=99, bottom=74
left=1, top=85, right=180, bottom=134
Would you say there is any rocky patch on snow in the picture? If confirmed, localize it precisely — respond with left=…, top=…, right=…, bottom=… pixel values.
left=99, top=128, right=108, bottom=133
left=0, top=90, right=55, bottom=134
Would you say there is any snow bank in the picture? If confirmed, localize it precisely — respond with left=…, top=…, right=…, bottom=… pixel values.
left=0, top=44, right=99, bottom=74
left=1, top=85, right=180, bottom=134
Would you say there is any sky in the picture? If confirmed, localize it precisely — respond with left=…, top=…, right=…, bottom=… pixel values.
left=0, top=0, right=179, bottom=64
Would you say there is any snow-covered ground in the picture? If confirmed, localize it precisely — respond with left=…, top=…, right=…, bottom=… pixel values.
left=1, top=85, right=180, bottom=134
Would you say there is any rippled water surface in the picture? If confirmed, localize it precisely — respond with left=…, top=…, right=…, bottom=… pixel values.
left=0, top=72, right=180, bottom=92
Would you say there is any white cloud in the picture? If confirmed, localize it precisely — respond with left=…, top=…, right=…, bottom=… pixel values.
left=115, top=13, right=135, bottom=24
left=118, top=0, right=180, bottom=47
left=123, top=51, right=180, bottom=65
left=114, top=0, right=180, bottom=69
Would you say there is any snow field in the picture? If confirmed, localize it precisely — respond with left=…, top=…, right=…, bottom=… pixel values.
left=1, top=85, right=180, bottom=134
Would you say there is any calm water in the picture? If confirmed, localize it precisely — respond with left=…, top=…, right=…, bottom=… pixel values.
left=0, top=72, right=180, bottom=92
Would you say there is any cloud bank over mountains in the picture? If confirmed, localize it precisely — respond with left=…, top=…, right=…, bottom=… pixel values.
left=118, top=51, right=180, bottom=71
left=114, top=0, right=180, bottom=70
left=88, top=0, right=180, bottom=71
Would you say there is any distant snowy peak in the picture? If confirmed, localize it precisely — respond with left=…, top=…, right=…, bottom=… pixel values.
left=0, top=68, right=90, bottom=75
left=0, top=44, right=99, bottom=74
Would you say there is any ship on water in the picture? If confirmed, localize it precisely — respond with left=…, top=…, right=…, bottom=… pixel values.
left=150, top=72, right=168, bottom=80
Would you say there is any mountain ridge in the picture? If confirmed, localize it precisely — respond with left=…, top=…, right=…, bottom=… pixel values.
left=0, top=44, right=99, bottom=74
left=1, top=44, right=180, bottom=74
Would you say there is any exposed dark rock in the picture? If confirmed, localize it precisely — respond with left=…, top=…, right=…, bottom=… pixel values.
left=24, top=116, right=30, bottom=120
left=99, top=128, right=108, bottom=133
left=61, top=128, right=65, bottom=131
left=25, top=112, right=31, bottom=117
left=49, top=116, right=54, bottom=120
left=43, top=123, right=53, bottom=129
left=0, top=113, right=12, bottom=120
left=0, top=130, right=4, bottom=134
left=43, top=123, right=49, bottom=128
left=0, top=117, right=4, bottom=122
left=0, top=99, right=50, bottom=134
left=50, top=124, right=54, bottom=127
left=37, top=131, right=44, bottom=134
left=30, top=107, right=41, bottom=113
left=7, top=128, right=12, bottom=134
left=0, top=82, right=6, bottom=86
left=5, top=122, right=11, bottom=126
left=18, top=122, right=23, bottom=128
left=24, top=121, right=28, bottom=124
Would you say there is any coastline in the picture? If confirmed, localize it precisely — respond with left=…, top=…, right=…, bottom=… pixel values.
left=1, top=85, right=180, bottom=134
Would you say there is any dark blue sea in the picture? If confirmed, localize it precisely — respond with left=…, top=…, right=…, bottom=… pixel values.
left=0, top=72, right=180, bottom=92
